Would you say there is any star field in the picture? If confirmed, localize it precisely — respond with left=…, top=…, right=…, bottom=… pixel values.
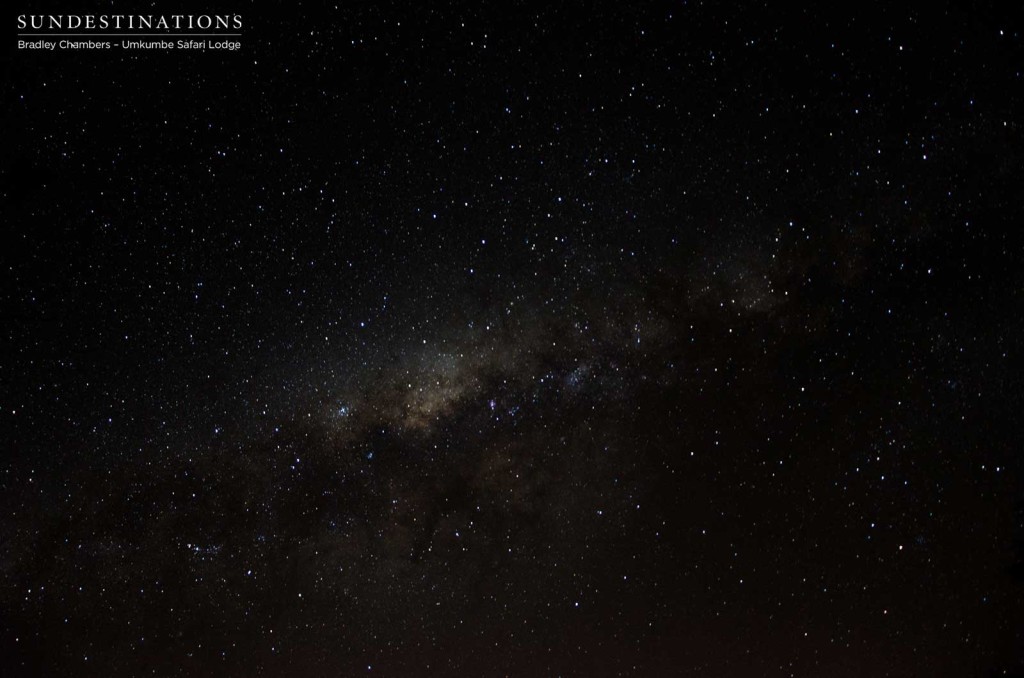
left=2, top=3, right=1023, bottom=676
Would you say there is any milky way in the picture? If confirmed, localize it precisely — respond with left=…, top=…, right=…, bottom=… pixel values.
left=3, top=3, right=1023, bottom=676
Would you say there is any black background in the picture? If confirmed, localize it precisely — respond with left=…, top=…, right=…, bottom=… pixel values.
left=2, top=2, right=1023, bottom=676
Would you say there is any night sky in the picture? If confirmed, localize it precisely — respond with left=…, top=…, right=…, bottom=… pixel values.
left=3, top=2, right=1023, bottom=676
